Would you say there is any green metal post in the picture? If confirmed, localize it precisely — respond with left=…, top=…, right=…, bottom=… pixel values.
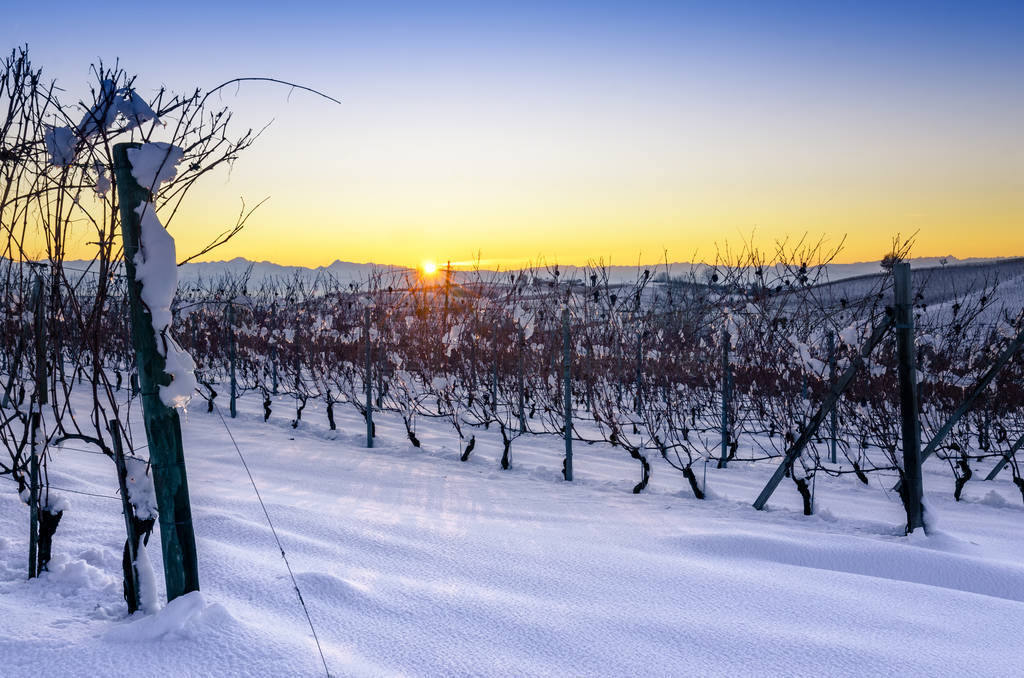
left=113, top=143, right=200, bottom=601
left=635, top=330, right=643, bottom=414
left=518, top=326, right=526, bottom=433
left=562, top=307, right=573, bottom=481
left=720, top=327, right=730, bottom=468
left=271, top=347, right=279, bottom=396
left=364, top=306, right=373, bottom=448
left=894, top=263, right=924, bottom=533
left=228, top=304, right=237, bottom=418
left=828, top=330, right=838, bottom=464
left=985, top=431, right=1024, bottom=481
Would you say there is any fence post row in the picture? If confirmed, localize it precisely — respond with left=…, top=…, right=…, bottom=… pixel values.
left=112, top=142, right=200, bottom=602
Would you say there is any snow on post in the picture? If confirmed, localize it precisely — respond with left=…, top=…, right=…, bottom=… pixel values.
left=126, top=143, right=197, bottom=410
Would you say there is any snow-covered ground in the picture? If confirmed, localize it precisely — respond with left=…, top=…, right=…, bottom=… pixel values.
left=2, top=392, right=1022, bottom=677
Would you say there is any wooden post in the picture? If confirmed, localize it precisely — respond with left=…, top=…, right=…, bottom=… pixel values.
left=110, top=420, right=141, bottom=613
left=113, top=143, right=200, bottom=601
left=720, top=327, right=730, bottom=468
left=894, top=263, right=924, bottom=533
left=364, top=306, right=373, bottom=448
left=562, top=307, right=573, bottom=481
left=228, top=304, right=237, bottom=418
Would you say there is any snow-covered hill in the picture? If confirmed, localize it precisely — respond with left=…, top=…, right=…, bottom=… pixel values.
left=812, top=257, right=1024, bottom=310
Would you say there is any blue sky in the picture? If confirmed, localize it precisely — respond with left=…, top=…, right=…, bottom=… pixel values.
left=5, top=1, right=1022, bottom=265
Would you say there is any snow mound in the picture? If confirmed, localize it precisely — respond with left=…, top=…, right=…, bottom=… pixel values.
left=0, top=537, right=14, bottom=583
left=978, top=490, right=1010, bottom=508
left=105, top=591, right=236, bottom=642
left=41, top=553, right=120, bottom=598
left=293, top=571, right=373, bottom=610
left=681, top=529, right=1024, bottom=603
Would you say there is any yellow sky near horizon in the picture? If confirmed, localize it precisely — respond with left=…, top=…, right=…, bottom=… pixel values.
left=46, top=183, right=1022, bottom=270
left=137, top=145, right=1023, bottom=270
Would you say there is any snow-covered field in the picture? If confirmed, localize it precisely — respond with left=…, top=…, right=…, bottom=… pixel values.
left=2, top=392, right=1022, bottom=677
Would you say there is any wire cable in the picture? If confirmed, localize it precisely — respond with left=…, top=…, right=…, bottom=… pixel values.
left=212, top=403, right=331, bottom=678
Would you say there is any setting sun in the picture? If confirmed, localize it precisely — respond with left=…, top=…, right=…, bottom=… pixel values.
left=421, top=260, right=438, bottom=275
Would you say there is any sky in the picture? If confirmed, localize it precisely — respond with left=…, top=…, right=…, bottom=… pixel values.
left=4, top=1, right=1023, bottom=268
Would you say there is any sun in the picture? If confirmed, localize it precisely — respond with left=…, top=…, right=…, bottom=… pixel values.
left=421, top=260, right=438, bottom=276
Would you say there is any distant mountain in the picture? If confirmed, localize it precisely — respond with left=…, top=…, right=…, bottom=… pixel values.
left=40, top=254, right=1011, bottom=288
left=174, top=257, right=398, bottom=285
left=184, top=255, right=1003, bottom=285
